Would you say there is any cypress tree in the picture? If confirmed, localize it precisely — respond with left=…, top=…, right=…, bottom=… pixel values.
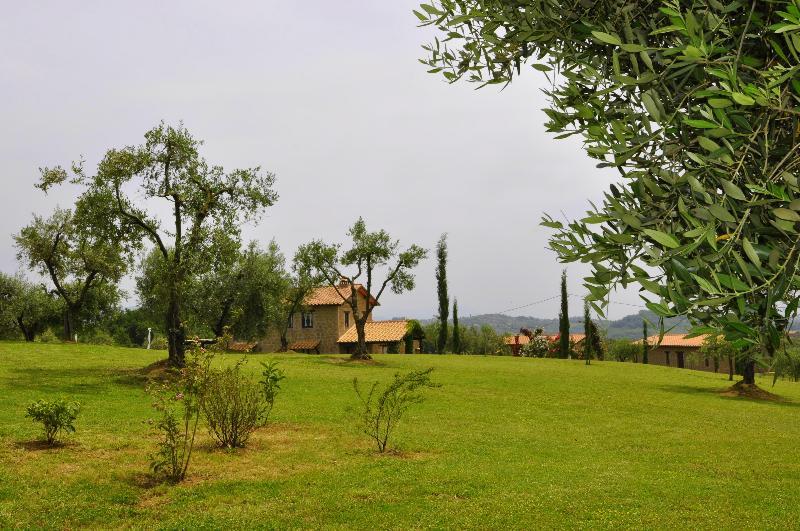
left=583, top=299, right=591, bottom=365
left=452, top=298, right=461, bottom=354
left=558, top=270, right=570, bottom=359
left=436, top=233, right=449, bottom=354
left=642, top=320, right=649, bottom=364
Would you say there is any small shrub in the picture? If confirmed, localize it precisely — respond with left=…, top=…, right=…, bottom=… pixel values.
left=773, top=349, right=800, bottom=384
left=147, top=347, right=212, bottom=482
left=150, top=336, right=168, bottom=350
left=608, top=340, right=640, bottom=362
left=352, top=368, right=440, bottom=453
left=259, top=361, right=285, bottom=423
left=39, top=328, right=59, bottom=343
left=86, top=330, right=116, bottom=345
left=202, top=360, right=268, bottom=449
left=25, top=398, right=81, bottom=445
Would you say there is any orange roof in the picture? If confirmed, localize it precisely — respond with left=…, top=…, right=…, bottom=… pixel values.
left=503, top=335, right=531, bottom=345
left=338, top=320, right=408, bottom=343
left=503, top=333, right=586, bottom=345
left=289, top=339, right=320, bottom=350
left=304, top=284, right=378, bottom=307
left=639, top=334, right=708, bottom=348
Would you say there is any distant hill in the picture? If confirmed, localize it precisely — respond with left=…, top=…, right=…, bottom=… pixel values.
left=421, top=310, right=691, bottom=339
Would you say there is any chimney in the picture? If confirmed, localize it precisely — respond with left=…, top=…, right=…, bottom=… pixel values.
left=338, top=276, right=349, bottom=287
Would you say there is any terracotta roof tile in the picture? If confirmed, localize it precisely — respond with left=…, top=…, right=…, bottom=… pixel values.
left=503, top=333, right=586, bottom=346
left=289, top=339, right=320, bottom=350
left=503, top=335, right=531, bottom=345
left=304, top=284, right=378, bottom=306
left=338, top=320, right=408, bottom=344
left=638, top=334, right=708, bottom=348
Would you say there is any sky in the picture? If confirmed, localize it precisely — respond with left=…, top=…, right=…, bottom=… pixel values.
left=0, top=1, right=643, bottom=321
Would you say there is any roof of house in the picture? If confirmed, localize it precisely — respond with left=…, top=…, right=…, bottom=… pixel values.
left=289, top=339, right=321, bottom=351
left=304, top=284, right=379, bottom=307
left=503, top=333, right=586, bottom=346
left=338, top=320, right=409, bottom=344
left=638, top=334, right=708, bottom=348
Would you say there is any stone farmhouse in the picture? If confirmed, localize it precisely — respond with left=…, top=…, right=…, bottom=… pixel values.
left=258, top=280, right=415, bottom=354
left=640, top=334, right=737, bottom=374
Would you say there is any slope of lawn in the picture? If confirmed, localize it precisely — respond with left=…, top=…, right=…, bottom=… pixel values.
left=1, top=341, right=800, bottom=529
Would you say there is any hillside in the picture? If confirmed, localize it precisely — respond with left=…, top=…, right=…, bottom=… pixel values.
left=1, top=342, right=799, bottom=528
left=423, top=310, right=690, bottom=339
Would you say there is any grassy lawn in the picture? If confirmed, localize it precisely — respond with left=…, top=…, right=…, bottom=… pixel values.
left=1, top=342, right=799, bottom=529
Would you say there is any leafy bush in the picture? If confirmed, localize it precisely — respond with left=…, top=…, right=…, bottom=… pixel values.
left=202, top=360, right=269, bottom=449
left=352, top=368, right=440, bottom=452
left=25, top=398, right=81, bottom=445
left=86, top=330, right=116, bottom=345
left=150, top=336, right=168, bottom=350
left=147, top=348, right=212, bottom=482
left=39, top=328, right=59, bottom=343
left=259, top=361, right=285, bottom=423
left=608, top=340, right=640, bottom=363
left=773, top=349, right=800, bottom=384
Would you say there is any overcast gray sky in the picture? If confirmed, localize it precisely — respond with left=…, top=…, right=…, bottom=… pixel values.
left=0, top=1, right=643, bottom=321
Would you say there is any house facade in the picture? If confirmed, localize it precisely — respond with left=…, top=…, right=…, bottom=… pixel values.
left=641, top=334, right=741, bottom=374
left=258, top=280, right=412, bottom=354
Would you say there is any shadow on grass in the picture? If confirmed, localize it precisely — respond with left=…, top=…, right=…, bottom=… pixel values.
left=658, top=383, right=800, bottom=407
left=14, top=439, right=76, bottom=451
left=6, top=367, right=117, bottom=394
left=315, top=356, right=388, bottom=368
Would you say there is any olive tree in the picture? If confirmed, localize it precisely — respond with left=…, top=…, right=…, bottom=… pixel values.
left=295, top=218, right=427, bottom=360
left=15, top=201, right=128, bottom=340
left=0, top=273, right=57, bottom=341
left=418, top=0, right=800, bottom=384
left=37, top=123, right=277, bottom=366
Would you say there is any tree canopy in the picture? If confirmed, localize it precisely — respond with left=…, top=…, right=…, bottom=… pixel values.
left=296, top=217, right=427, bottom=359
left=417, top=0, right=800, bottom=382
left=38, top=123, right=278, bottom=366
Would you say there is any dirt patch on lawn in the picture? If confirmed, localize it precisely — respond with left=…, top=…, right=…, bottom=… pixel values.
left=719, top=381, right=786, bottom=402
left=318, top=356, right=386, bottom=367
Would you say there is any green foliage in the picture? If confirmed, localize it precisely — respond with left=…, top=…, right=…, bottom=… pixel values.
left=14, top=204, right=128, bottom=339
left=700, top=334, right=737, bottom=374
left=25, top=398, right=80, bottom=445
left=436, top=233, right=449, bottom=353
left=0, top=273, right=58, bottom=341
left=202, top=359, right=268, bottom=448
left=772, top=347, right=800, bottom=383
left=559, top=270, right=570, bottom=359
left=452, top=298, right=461, bottom=354
left=147, top=347, right=212, bottom=482
left=608, top=339, right=641, bottom=363
left=296, top=218, right=427, bottom=360
left=259, top=361, right=285, bottom=422
left=352, top=368, right=440, bottom=452
left=417, top=0, right=800, bottom=377
left=519, top=329, right=552, bottom=358
left=85, top=329, right=116, bottom=346
left=39, top=123, right=278, bottom=367
left=38, top=328, right=59, bottom=344
left=584, top=301, right=592, bottom=365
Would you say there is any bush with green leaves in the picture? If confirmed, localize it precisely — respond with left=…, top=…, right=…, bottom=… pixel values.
left=38, top=328, right=59, bottom=343
left=608, top=340, right=642, bottom=363
left=202, top=359, right=272, bottom=449
left=147, top=347, right=212, bottom=482
left=352, top=368, right=440, bottom=453
left=25, top=398, right=80, bottom=445
left=772, top=348, right=800, bottom=384
left=259, top=361, right=285, bottom=422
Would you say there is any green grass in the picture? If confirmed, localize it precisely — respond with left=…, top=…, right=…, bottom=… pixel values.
left=1, top=342, right=800, bottom=529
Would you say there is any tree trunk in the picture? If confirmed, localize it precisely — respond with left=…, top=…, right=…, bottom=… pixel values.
left=279, top=333, right=288, bottom=352
left=351, top=319, right=371, bottom=360
left=63, top=307, right=76, bottom=341
left=742, top=359, right=755, bottom=385
left=166, top=288, right=186, bottom=368
left=728, top=354, right=734, bottom=381
left=16, top=318, right=34, bottom=342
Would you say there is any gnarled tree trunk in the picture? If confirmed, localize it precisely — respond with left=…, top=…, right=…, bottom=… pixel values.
left=166, top=287, right=186, bottom=367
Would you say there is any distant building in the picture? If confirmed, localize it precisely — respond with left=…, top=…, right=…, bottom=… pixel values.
left=639, top=334, right=736, bottom=373
left=503, top=332, right=585, bottom=356
left=258, top=279, right=415, bottom=354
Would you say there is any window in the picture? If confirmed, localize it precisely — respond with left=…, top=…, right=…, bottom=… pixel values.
left=301, top=311, right=314, bottom=329
left=344, top=311, right=350, bottom=328
left=287, top=313, right=294, bottom=329
left=665, top=352, right=671, bottom=366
